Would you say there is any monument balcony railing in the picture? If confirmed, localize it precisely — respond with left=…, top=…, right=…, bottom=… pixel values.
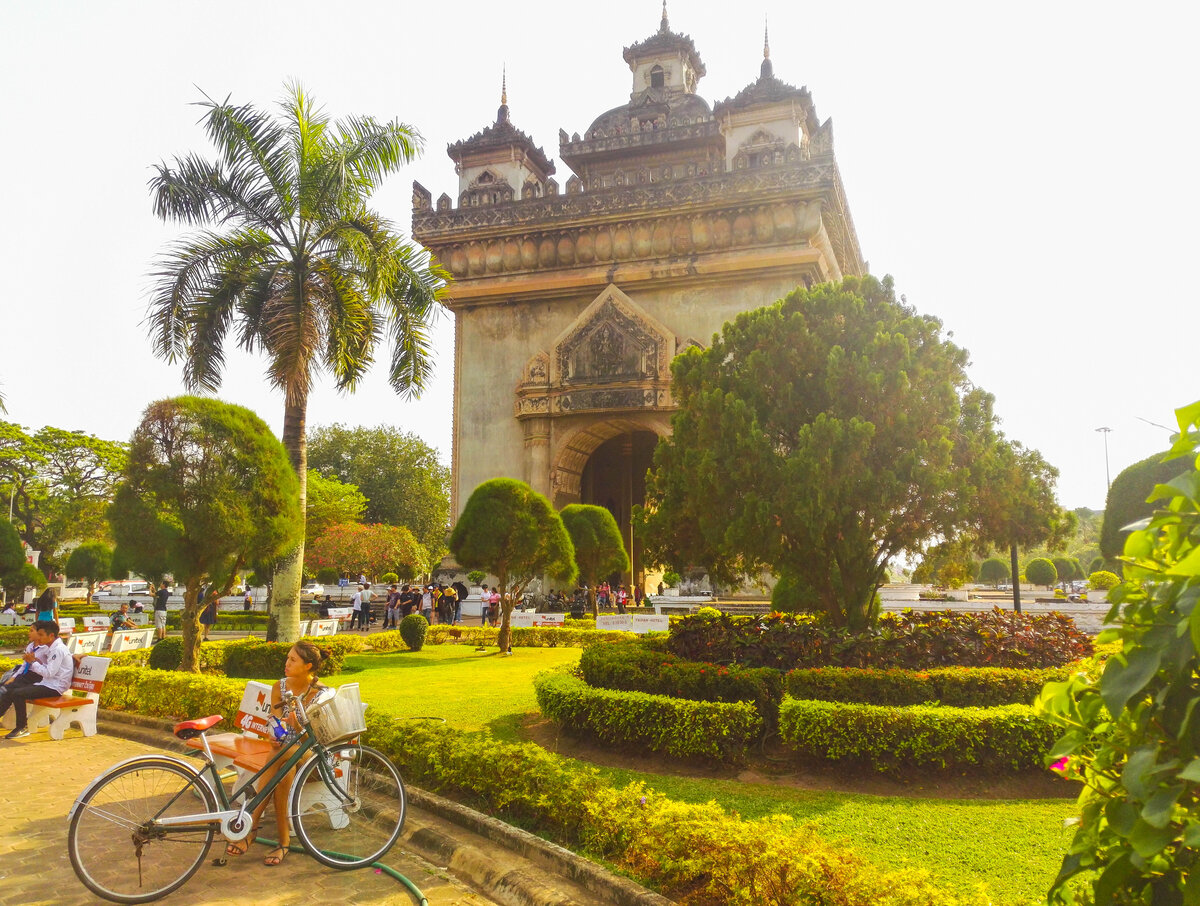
left=558, top=120, right=723, bottom=156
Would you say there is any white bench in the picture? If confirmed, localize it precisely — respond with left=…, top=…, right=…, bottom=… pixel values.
left=298, top=620, right=311, bottom=637
left=82, top=616, right=110, bottom=632
left=67, top=631, right=107, bottom=655
left=18, top=656, right=111, bottom=739
left=109, top=628, right=155, bottom=653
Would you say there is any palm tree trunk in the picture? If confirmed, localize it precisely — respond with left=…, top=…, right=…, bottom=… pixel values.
left=268, top=395, right=308, bottom=643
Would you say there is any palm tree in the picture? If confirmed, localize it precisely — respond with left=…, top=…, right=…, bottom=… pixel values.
left=147, top=84, right=446, bottom=643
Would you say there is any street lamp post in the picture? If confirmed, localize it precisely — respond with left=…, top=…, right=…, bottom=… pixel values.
left=1095, top=427, right=1113, bottom=493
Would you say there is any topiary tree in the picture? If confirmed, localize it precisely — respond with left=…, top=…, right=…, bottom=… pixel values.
left=315, top=567, right=339, bottom=585
left=1052, top=556, right=1082, bottom=587
left=0, top=519, right=27, bottom=604
left=1024, top=557, right=1057, bottom=588
left=449, top=478, right=577, bottom=653
left=1037, top=400, right=1200, bottom=904
left=1099, top=450, right=1179, bottom=564
left=380, top=571, right=399, bottom=585
left=108, top=397, right=302, bottom=672
left=65, top=541, right=113, bottom=604
left=466, top=570, right=486, bottom=587
left=978, top=557, right=1011, bottom=585
left=559, top=504, right=629, bottom=619
left=1087, top=570, right=1120, bottom=590
left=398, top=613, right=427, bottom=651
left=1088, top=555, right=1106, bottom=575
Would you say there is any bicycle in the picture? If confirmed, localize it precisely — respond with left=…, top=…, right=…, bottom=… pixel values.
left=67, top=683, right=406, bottom=904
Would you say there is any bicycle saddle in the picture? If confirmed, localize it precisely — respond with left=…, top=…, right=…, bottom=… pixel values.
left=173, top=714, right=224, bottom=739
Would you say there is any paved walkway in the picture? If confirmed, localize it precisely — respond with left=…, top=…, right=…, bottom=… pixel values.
left=0, top=731, right=496, bottom=906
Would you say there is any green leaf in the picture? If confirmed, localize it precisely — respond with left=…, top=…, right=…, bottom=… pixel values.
left=1106, top=797, right=1139, bottom=835
left=1179, top=758, right=1200, bottom=783
left=1141, top=785, right=1183, bottom=829
left=1101, top=647, right=1162, bottom=715
left=1122, top=746, right=1161, bottom=800
left=1128, top=818, right=1174, bottom=858
left=1093, top=851, right=1134, bottom=906
left=1183, top=822, right=1200, bottom=846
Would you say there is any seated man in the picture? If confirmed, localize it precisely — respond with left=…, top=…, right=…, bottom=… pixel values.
left=110, top=603, right=136, bottom=632
left=0, top=620, right=74, bottom=739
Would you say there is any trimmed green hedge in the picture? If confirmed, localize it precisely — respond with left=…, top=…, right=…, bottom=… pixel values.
left=534, top=669, right=762, bottom=761
left=143, top=635, right=364, bottom=676
left=580, top=639, right=783, bottom=730
left=784, top=665, right=1072, bottom=707
left=778, top=697, right=1058, bottom=772
left=424, top=624, right=639, bottom=648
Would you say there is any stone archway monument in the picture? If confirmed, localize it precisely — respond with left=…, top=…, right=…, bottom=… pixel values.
left=412, top=10, right=863, bottom=592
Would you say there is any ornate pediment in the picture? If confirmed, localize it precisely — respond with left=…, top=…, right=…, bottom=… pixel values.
left=515, top=284, right=678, bottom=418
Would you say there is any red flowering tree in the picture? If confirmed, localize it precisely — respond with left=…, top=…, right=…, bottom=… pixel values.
left=305, top=523, right=428, bottom=582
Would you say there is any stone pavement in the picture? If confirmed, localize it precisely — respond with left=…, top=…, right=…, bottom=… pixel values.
left=0, top=731, right=496, bottom=906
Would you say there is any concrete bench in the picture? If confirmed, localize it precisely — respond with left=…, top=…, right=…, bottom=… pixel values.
left=21, top=656, right=110, bottom=739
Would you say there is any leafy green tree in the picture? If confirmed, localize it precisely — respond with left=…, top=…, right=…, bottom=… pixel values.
left=305, top=469, right=367, bottom=547
left=304, top=522, right=427, bottom=582
left=1024, top=557, right=1057, bottom=588
left=0, top=421, right=126, bottom=576
left=560, top=504, right=629, bottom=618
left=978, top=557, right=1010, bottom=585
left=307, top=424, right=450, bottom=558
left=109, top=397, right=302, bottom=671
left=1099, top=450, right=1179, bottom=565
left=0, top=519, right=29, bottom=603
left=642, top=275, right=1017, bottom=631
left=1036, top=400, right=1200, bottom=904
left=449, top=479, right=577, bottom=652
left=146, top=85, right=445, bottom=644
left=65, top=541, right=113, bottom=604
left=1089, top=555, right=1106, bottom=575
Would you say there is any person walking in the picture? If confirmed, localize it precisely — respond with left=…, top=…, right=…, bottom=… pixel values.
left=349, top=585, right=363, bottom=631
left=360, top=583, right=373, bottom=630
left=153, top=580, right=170, bottom=641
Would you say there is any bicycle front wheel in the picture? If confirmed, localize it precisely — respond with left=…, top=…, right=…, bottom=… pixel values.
left=68, top=757, right=217, bottom=903
left=290, top=744, right=406, bottom=868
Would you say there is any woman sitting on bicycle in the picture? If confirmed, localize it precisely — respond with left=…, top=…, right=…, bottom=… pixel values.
left=227, top=639, right=331, bottom=866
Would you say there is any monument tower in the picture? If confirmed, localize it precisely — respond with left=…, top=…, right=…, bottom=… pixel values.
left=413, top=9, right=864, bottom=591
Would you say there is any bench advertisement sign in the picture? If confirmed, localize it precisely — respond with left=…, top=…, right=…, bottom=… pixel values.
left=83, top=616, right=109, bottom=631
left=509, top=612, right=566, bottom=628
left=110, top=628, right=155, bottom=653
left=326, top=607, right=353, bottom=621
left=72, top=656, right=109, bottom=693
left=308, top=619, right=337, bottom=637
left=235, top=681, right=274, bottom=737
left=596, top=614, right=670, bottom=634
left=68, top=631, right=107, bottom=655
left=57, top=617, right=76, bottom=632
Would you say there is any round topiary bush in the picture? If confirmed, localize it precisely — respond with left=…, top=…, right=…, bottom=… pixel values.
left=1025, top=557, right=1057, bottom=588
left=400, top=613, right=428, bottom=651
left=380, top=572, right=399, bottom=585
left=148, top=637, right=184, bottom=670
left=1087, top=570, right=1120, bottom=590
left=315, top=567, right=339, bottom=585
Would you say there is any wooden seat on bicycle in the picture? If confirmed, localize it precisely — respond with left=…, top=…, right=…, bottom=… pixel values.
left=173, top=715, right=224, bottom=739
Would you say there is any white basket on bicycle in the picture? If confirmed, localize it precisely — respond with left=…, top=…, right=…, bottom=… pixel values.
left=307, top=683, right=366, bottom=746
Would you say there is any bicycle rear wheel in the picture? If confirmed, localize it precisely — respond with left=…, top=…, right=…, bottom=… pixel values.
left=68, top=757, right=217, bottom=903
left=290, top=744, right=406, bottom=868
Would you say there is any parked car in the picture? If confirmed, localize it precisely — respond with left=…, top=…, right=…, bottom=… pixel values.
left=301, top=581, right=324, bottom=598
left=96, top=580, right=152, bottom=597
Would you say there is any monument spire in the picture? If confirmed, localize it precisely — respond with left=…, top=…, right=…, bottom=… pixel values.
left=660, top=0, right=669, bottom=33
left=497, top=65, right=510, bottom=123
left=760, top=17, right=774, bottom=79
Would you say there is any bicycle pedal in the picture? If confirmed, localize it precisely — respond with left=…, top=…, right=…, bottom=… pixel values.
left=212, top=857, right=228, bottom=867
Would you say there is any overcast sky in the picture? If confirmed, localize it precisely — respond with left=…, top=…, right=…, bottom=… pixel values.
left=3, top=0, right=1196, bottom=511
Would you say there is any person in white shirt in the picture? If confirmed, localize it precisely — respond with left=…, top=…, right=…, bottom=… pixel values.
left=349, top=586, right=363, bottom=631
left=1, top=620, right=74, bottom=739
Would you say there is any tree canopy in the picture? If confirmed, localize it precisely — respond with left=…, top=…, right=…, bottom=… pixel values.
left=307, top=424, right=450, bottom=558
left=641, top=274, right=1042, bottom=631
left=304, top=522, right=427, bottom=582
left=305, top=469, right=367, bottom=547
left=560, top=504, right=629, bottom=617
left=449, top=479, right=576, bottom=651
left=65, top=541, right=113, bottom=604
left=978, top=557, right=1011, bottom=584
left=1025, top=557, right=1057, bottom=588
left=1099, top=450, right=1178, bottom=564
left=146, top=84, right=445, bottom=643
left=0, top=421, right=126, bottom=576
left=109, top=397, right=302, bottom=670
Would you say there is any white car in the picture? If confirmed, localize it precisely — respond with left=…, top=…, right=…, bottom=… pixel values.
left=302, top=581, right=324, bottom=597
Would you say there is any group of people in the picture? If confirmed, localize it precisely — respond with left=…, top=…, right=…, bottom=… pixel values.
left=0, top=619, right=80, bottom=740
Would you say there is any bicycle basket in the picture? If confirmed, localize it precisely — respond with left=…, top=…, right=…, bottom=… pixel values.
left=307, top=683, right=366, bottom=746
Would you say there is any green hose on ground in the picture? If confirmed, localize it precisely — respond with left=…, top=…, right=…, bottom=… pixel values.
left=253, top=835, right=429, bottom=906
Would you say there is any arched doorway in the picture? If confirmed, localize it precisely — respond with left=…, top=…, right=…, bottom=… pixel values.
left=579, top=429, right=659, bottom=592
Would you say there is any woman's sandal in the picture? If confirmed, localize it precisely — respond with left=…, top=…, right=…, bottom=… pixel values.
left=225, top=832, right=256, bottom=857
left=263, top=846, right=289, bottom=867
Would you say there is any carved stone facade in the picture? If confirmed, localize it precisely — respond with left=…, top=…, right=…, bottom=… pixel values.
left=414, top=12, right=863, bottom=590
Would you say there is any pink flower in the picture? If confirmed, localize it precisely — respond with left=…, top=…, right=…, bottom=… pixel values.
left=1050, top=757, right=1070, bottom=773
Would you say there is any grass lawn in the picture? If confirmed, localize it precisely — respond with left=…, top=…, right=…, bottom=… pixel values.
left=329, top=645, right=582, bottom=741
left=329, top=647, right=1070, bottom=904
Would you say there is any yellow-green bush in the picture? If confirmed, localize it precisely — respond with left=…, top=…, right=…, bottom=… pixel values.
left=534, top=669, right=762, bottom=761
left=779, top=697, right=1059, bottom=772
left=425, top=624, right=637, bottom=648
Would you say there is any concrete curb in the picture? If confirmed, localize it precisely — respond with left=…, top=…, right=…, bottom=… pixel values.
left=96, top=710, right=674, bottom=906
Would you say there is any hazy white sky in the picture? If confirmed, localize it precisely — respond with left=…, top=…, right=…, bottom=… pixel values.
left=3, top=0, right=1196, bottom=511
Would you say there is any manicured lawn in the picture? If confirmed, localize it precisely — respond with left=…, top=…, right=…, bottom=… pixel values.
left=328, top=645, right=582, bottom=741
left=329, top=646, right=1070, bottom=903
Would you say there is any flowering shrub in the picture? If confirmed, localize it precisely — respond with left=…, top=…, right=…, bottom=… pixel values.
left=667, top=607, right=1091, bottom=669
left=779, top=697, right=1058, bottom=772
left=304, top=521, right=427, bottom=580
